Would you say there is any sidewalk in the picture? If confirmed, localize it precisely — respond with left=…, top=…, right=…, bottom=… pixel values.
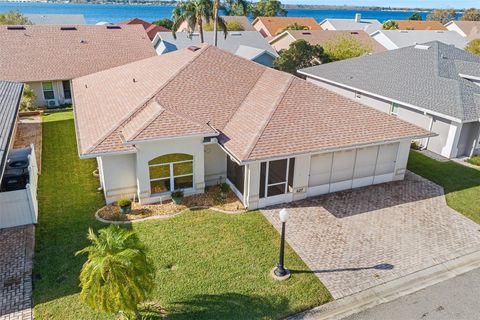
left=290, top=248, right=480, bottom=320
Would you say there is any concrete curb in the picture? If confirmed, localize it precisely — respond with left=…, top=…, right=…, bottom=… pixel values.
left=289, top=248, right=480, bottom=320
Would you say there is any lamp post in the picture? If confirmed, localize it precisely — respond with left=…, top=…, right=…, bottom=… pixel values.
left=274, top=208, right=289, bottom=278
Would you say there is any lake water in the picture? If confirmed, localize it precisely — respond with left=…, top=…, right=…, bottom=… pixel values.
left=0, top=2, right=430, bottom=24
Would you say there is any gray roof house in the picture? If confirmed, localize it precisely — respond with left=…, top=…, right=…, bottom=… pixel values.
left=25, top=13, right=86, bottom=25
left=0, top=81, right=39, bottom=229
left=152, top=31, right=278, bottom=67
left=299, top=41, right=480, bottom=159
left=319, top=13, right=382, bottom=34
left=371, top=30, right=468, bottom=50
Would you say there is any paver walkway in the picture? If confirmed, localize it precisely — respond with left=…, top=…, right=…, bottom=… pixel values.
left=262, top=172, right=480, bottom=299
left=0, top=226, right=34, bottom=320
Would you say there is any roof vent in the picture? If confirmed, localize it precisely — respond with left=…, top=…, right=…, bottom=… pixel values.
left=7, top=26, right=25, bottom=30
left=106, top=25, right=121, bottom=29
left=350, top=31, right=359, bottom=35
left=230, top=32, right=242, bottom=36
left=188, top=46, right=200, bottom=52
left=435, top=30, right=444, bottom=33
left=302, top=31, right=311, bottom=35
left=60, top=26, right=77, bottom=31
left=414, top=44, right=430, bottom=50
left=355, top=13, right=361, bottom=22
left=400, top=30, right=409, bottom=33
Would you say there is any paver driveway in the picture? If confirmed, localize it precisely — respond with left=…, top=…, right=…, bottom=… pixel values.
left=262, top=172, right=480, bottom=299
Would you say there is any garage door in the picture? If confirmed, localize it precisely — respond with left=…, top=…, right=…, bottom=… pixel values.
left=307, top=143, right=399, bottom=197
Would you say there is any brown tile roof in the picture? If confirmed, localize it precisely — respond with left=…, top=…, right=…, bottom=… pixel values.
left=271, top=30, right=387, bottom=53
left=0, top=25, right=156, bottom=82
left=119, top=17, right=170, bottom=40
left=392, top=20, right=447, bottom=31
left=253, top=16, right=321, bottom=36
left=73, top=44, right=432, bottom=161
left=448, top=21, right=480, bottom=40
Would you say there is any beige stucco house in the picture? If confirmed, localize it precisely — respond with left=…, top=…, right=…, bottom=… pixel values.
left=73, top=45, right=430, bottom=209
left=0, top=24, right=156, bottom=107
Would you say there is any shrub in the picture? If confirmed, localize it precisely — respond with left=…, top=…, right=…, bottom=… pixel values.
left=117, top=198, right=132, bottom=208
left=219, top=182, right=230, bottom=193
left=410, top=141, right=422, bottom=150
left=466, top=39, right=480, bottom=56
left=383, top=20, right=399, bottom=30
left=323, top=36, right=371, bottom=62
left=20, top=84, right=37, bottom=112
left=171, top=190, right=184, bottom=198
left=203, top=20, right=245, bottom=31
left=466, top=156, right=480, bottom=166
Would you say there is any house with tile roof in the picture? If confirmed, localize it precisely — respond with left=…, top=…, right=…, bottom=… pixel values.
left=152, top=31, right=278, bottom=67
left=0, top=25, right=156, bottom=107
left=319, top=13, right=382, bottom=34
left=446, top=21, right=480, bottom=41
left=0, top=81, right=39, bottom=229
left=73, top=44, right=430, bottom=208
left=252, top=16, right=321, bottom=38
left=269, top=29, right=386, bottom=53
left=118, top=17, right=170, bottom=40
left=371, top=30, right=467, bottom=50
left=299, top=41, right=480, bottom=159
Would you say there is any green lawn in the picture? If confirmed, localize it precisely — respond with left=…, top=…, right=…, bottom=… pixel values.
left=33, top=111, right=331, bottom=320
left=407, top=151, right=480, bottom=224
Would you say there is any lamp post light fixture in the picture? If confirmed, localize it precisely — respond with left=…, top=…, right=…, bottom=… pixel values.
left=273, top=208, right=290, bottom=279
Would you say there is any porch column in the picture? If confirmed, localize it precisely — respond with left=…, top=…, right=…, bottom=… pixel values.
left=292, top=154, right=310, bottom=201
left=393, top=140, right=411, bottom=181
left=244, top=162, right=261, bottom=210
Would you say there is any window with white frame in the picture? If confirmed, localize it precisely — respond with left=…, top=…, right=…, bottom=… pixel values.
left=391, top=102, right=400, bottom=116
left=42, top=82, right=55, bottom=100
left=148, top=153, right=193, bottom=194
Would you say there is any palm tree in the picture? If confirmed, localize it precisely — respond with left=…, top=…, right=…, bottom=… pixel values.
left=172, top=0, right=225, bottom=44
left=76, top=225, right=155, bottom=319
left=213, top=0, right=249, bottom=46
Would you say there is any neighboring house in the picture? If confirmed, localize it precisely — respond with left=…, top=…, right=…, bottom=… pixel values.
left=152, top=31, right=278, bottom=67
left=252, top=16, right=321, bottom=38
left=176, top=16, right=255, bottom=32
left=119, top=17, right=170, bottom=40
left=269, top=29, right=387, bottom=53
left=387, top=20, right=447, bottom=31
left=319, top=13, right=382, bottom=34
left=24, top=13, right=86, bottom=25
left=299, top=41, right=480, bottom=159
left=0, top=81, right=38, bottom=229
left=0, top=25, right=156, bottom=107
left=446, top=21, right=480, bottom=40
left=73, top=44, right=430, bottom=209
left=371, top=30, right=468, bottom=50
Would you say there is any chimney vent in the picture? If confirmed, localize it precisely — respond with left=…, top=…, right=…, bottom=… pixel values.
left=355, top=13, right=361, bottom=22
left=188, top=46, right=200, bottom=52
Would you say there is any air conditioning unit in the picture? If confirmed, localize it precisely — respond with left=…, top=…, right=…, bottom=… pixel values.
left=47, top=99, right=58, bottom=108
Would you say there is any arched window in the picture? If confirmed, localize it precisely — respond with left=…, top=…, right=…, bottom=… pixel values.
left=148, top=153, right=193, bottom=194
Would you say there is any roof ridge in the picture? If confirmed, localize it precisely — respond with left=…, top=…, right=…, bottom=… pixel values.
left=243, top=73, right=295, bottom=160
left=84, top=45, right=209, bottom=154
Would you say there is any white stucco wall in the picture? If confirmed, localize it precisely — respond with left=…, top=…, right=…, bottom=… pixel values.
left=97, top=154, right=137, bottom=204
left=204, top=143, right=227, bottom=186
left=319, top=20, right=335, bottom=31
left=27, top=80, right=72, bottom=107
left=446, top=23, right=467, bottom=37
left=371, top=32, right=399, bottom=50
left=252, top=20, right=271, bottom=37
left=270, top=33, right=295, bottom=51
left=135, top=136, right=206, bottom=204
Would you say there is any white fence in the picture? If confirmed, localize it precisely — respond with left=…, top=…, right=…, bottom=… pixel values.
left=0, top=144, right=38, bottom=229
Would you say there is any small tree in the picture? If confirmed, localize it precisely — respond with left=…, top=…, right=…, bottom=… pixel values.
left=465, top=39, right=480, bottom=56
left=76, top=225, right=155, bottom=319
left=461, top=8, right=480, bottom=21
left=382, top=20, right=399, bottom=30
left=204, top=19, right=244, bottom=31
left=251, top=0, right=287, bottom=18
left=408, top=12, right=423, bottom=20
left=324, top=36, right=371, bottom=62
left=20, top=85, right=37, bottom=112
left=278, top=23, right=308, bottom=34
left=427, top=9, right=457, bottom=24
left=152, top=18, right=173, bottom=30
left=0, top=10, right=31, bottom=25
left=274, top=39, right=327, bottom=75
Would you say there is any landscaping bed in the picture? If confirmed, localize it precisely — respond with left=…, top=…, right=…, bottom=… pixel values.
left=466, top=155, right=480, bottom=167
left=96, top=186, right=246, bottom=222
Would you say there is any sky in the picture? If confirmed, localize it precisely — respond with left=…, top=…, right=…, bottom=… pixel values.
left=281, top=0, right=479, bottom=9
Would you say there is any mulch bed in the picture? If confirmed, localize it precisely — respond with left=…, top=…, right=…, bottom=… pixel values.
left=97, top=186, right=245, bottom=222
